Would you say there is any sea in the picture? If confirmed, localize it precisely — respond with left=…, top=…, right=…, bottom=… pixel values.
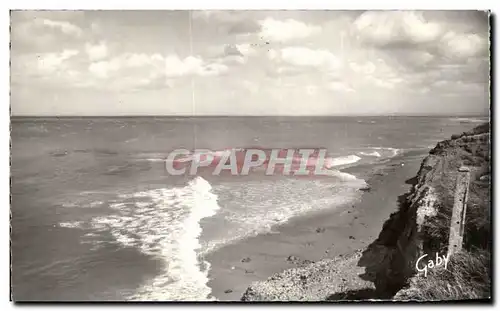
left=10, top=116, right=488, bottom=301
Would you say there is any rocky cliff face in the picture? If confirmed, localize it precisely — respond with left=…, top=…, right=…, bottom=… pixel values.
left=240, top=123, right=490, bottom=301
left=370, top=123, right=490, bottom=295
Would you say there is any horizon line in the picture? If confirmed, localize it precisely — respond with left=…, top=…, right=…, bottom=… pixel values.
left=10, top=113, right=490, bottom=118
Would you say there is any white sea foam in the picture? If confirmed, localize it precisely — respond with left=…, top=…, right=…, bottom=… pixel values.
left=89, top=201, right=104, bottom=208
left=61, top=199, right=103, bottom=209
left=143, top=158, right=166, bottom=162
left=89, top=177, right=220, bottom=301
left=200, top=176, right=367, bottom=254
left=59, top=221, right=84, bottom=228
left=325, top=155, right=362, bottom=168
left=372, top=147, right=401, bottom=157
left=359, top=151, right=382, bottom=157
left=453, top=117, right=488, bottom=123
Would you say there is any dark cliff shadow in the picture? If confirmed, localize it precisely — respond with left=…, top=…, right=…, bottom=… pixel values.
left=355, top=176, right=419, bottom=297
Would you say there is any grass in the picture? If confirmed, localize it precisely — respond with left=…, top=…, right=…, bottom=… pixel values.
left=423, top=122, right=491, bottom=253
left=398, top=122, right=491, bottom=301
left=395, top=250, right=491, bottom=301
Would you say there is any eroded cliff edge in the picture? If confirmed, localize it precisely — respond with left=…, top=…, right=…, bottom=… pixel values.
left=241, top=123, right=490, bottom=301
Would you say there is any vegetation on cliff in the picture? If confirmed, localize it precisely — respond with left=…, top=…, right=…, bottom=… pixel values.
left=395, top=250, right=490, bottom=300
left=395, top=122, right=491, bottom=301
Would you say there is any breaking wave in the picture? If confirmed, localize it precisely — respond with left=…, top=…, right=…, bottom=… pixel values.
left=60, top=177, right=221, bottom=301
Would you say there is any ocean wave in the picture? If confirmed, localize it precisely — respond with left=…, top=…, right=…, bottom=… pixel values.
left=61, top=200, right=104, bottom=209
left=371, top=147, right=401, bottom=158
left=60, top=177, right=221, bottom=300
left=452, top=117, right=488, bottom=123
left=59, top=221, right=85, bottom=228
left=358, top=151, right=382, bottom=157
left=325, top=155, right=362, bottom=168
left=92, top=177, right=220, bottom=301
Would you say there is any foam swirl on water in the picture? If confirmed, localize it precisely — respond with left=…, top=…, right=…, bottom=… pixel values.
left=91, top=177, right=220, bottom=301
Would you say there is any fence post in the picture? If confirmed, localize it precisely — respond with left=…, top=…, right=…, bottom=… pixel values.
left=447, top=166, right=471, bottom=257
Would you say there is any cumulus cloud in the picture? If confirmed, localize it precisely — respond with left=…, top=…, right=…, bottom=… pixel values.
left=89, top=53, right=164, bottom=79
left=353, top=10, right=488, bottom=62
left=41, top=19, right=83, bottom=37
left=235, top=43, right=257, bottom=56
left=192, top=10, right=260, bottom=36
left=205, top=43, right=258, bottom=67
left=351, top=11, right=489, bottom=94
left=224, top=45, right=244, bottom=57
left=270, top=47, right=340, bottom=72
left=85, top=41, right=108, bottom=61
left=11, top=49, right=83, bottom=89
left=87, top=52, right=229, bottom=90
left=164, top=55, right=228, bottom=77
left=259, top=18, right=321, bottom=42
left=353, top=11, right=443, bottom=47
left=347, top=58, right=408, bottom=90
left=11, top=14, right=84, bottom=53
left=349, top=61, right=376, bottom=75
left=440, top=32, right=487, bottom=60
left=37, top=49, right=79, bottom=74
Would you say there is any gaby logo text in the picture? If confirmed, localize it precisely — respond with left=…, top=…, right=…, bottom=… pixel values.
left=164, top=148, right=337, bottom=176
left=416, top=252, right=451, bottom=277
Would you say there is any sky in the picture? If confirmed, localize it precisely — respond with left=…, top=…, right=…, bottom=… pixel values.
left=10, top=10, right=490, bottom=116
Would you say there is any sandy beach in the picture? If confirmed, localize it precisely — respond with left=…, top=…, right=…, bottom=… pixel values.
left=206, top=150, right=429, bottom=301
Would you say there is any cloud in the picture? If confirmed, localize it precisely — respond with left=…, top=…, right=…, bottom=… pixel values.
left=86, top=53, right=169, bottom=90
left=86, top=52, right=229, bottom=91
left=347, top=58, right=407, bottom=90
left=224, top=45, right=244, bottom=57
left=85, top=41, right=108, bottom=61
left=353, top=11, right=443, bottom=47
left=11, top=49, right=83, bottom=89
left=164, top=55, right=228, bottom=77
left=439, top=32, right=487, bottom=60
left=328, top=81, right=355, bottom=92
left=206, top=43, right=258, bottom=67
left=270, top=47, right=340, bottom=71
left=37, top=49, right=79, bottom=74
left=192, top=10, right=260, bottom=36
left=88, top=52, right=166, bottom=86
left=11, top=15, right=84, bottom=53
left=235, top=43, right=257, bottom=56
left=41, top=19, right=83, bottom=37
left=353, top=11, right=488, bottom=62
left=350, top=11, right=488, bottom=94
left=258, top=18, right=321, bottom=42
left=368, top=77, right=398, bottom=89
left=349, top=61, right=376, bottom=75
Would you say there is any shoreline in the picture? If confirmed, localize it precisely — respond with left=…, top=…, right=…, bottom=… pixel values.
left=205, top=149, right=429, bottom=301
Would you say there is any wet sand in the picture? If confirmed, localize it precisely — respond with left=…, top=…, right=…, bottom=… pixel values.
left=205, top=151, right=428, bottom=301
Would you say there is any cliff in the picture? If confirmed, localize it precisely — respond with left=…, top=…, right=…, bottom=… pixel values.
left=393, top=122, right=491, bottom=300
left=241, top=122, right=491, bottom=301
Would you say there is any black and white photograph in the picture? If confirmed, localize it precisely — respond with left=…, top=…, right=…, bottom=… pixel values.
left=10, top=9, right=491, bottom=302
